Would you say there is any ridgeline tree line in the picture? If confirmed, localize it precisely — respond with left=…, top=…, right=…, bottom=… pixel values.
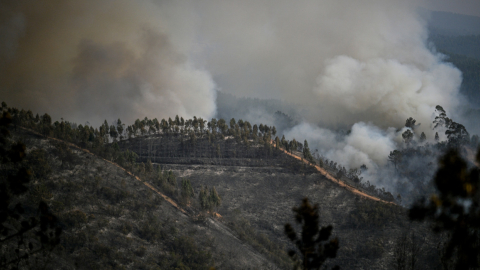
left=2, top=101, right=395, bottom=203
left=119, top=116, right=302, bottom=161
left=386, top=105, right=478, bottom=205
left=3, top=100, right=307, bottom=162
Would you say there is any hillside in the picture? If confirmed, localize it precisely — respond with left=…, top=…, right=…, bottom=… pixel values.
left=1, top=108, right=445, bottom=269
left=4, top=127, right=278, bottom=269
left=118, top=133, right=441, bottom=270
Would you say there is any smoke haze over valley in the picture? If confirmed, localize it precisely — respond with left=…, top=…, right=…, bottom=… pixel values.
left=1, top=0, right=478, bottom=193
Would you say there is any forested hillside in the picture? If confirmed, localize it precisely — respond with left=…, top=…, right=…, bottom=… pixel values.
left=0, top=104, right=281, bottom=269
left=2, top=101, right=480, bottom=269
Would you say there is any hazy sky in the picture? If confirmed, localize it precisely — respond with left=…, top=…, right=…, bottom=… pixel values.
left=0, top=0, right=475, bottom=128
left=426, top=0, right=480, bottom=17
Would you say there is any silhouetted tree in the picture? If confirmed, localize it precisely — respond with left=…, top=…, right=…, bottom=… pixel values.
left=402, top=129, right=414, bottom=145
left=303, top=140, right=314, bottom=163
left=116, top=118, right=124, bottom=140
left=388, top=150, right=402, bottom=171
left=109, top=125, right=118, bottom=142
left=405, top=117, right=417, bottom=129
left=419, top=132, right=426, bottom=143
left=409, top=148, right=480, bottom=269
left=41, top=113, right=52, bottom=137
left=284, top=198, right=340, bottom=270
left=446, top=122, right=469, bottom=147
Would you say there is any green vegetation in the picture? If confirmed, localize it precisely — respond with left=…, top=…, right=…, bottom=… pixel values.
left=198, top=186, right=221, bottom=212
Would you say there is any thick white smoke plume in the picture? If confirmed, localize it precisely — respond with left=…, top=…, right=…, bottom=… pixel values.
left=189, top=0, right=464, bottom=190
left=190, top=0, right=463, bottom=130
left=1, top=0, right=463, bottom=127
left=1, top=0, right=466, bottom=190
left=0, top=1, right=216, bottom=126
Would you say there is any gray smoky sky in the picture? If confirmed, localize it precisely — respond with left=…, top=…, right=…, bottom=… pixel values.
left=0, top=0, right=467, bottom=132
left=425, top=0, right=480, bottom=17
left=191, top=0, right=463, bottom=134
left=0, top=0, right=216, bottom=126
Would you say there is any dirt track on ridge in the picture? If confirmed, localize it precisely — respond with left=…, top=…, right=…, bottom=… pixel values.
left=273, top=142, right=396, bottom=205
left=24, top=126, right=395, bottom=209
left=19, top=127, right=187, bottom=213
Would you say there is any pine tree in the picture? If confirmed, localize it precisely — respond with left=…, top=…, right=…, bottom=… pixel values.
left=199, top=186, right=210, bottom=211
left=146, top=159, right=153, bottom=173
left=284, top=198, right=339, bottom=270
left=209, top=186, right=221, bottom=211
left=303, top=140, right=314, bottom=163
left=181, top=179, right=195, bottom=204
left=402, top=129, right=414, bottom=145
left=117, top=119, right=124, bottom=140
left=388, top=150, right=401, bottom=171
left=410, top=149, right=480, bottom=269
left=109, top=125, right=118, bottom=142
left=419, top=132, right=426, bottom=143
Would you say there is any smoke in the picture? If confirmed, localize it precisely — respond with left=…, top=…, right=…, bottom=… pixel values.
left=315, top=56, right=461, bottom=130
left=284, top=122, right=400, bottom=173
left=0, top=0, right=468, bottom=193
left=191, top=0, right=463, bottom=131
left=193, top=0, right=464, bottom=195
left=0, top=0, right=463, bottom=128
left=283, top=121, right=441, bottom=200
left=0, top=0, right=216, bottom=126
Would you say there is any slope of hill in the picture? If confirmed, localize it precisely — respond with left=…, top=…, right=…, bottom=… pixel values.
left=6, top=127, right=278, bottom=269
left=119, top=132, right=442, bottom=269
left=2, top=107, right=445, bottom=269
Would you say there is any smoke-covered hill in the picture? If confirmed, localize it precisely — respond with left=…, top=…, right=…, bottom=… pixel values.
left=2, top=105, right=449, bottom=269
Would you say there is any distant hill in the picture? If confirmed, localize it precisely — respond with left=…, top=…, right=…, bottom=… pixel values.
left=441, top=51, right=480, bottom=106
left=425, top=11, right=480, bottom=107
left=428, top=11, right=480, bottom=36
left=430, top=34, right=480, bottom=60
